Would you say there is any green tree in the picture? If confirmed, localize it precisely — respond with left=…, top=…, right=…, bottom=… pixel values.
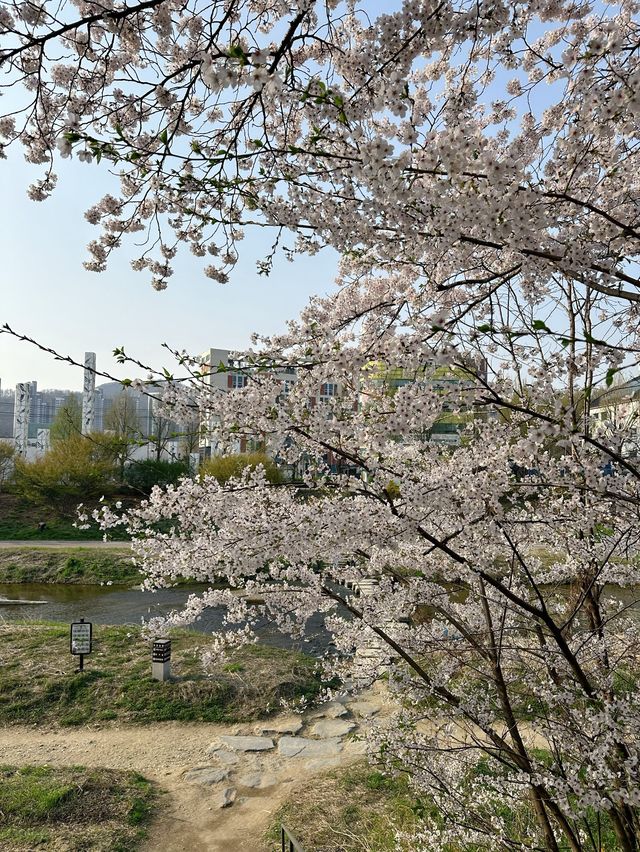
left=12, top=434, right=117, bottom=513
left=0, top=443, right=15, bottom=492
left=50, top=394, right=82, bottom=444
left=124, top=459, right=189, bottom=494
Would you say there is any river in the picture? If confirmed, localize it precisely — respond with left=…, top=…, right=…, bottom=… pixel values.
left=0, top=582, right=331, bottom=655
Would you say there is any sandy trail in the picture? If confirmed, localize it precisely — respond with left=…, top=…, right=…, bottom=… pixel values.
left=0, top=690, right=388, bottom=852
left=0, top=541, right=130, bottom=549
left=0, top=722, right=293, bottom=851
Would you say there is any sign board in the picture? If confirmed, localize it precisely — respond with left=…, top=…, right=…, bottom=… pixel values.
left=70, top=620, right=92, bottom=656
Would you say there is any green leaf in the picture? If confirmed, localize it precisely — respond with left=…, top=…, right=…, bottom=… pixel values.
left=584, top=332, right=608, bottom=346
left=605, top=367, right=620, bottom=387
left=159, top=129, right=168, bottom=145
left=228, top=44, right=248, bottom=65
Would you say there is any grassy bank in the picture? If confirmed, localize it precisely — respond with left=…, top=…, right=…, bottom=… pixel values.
left=268, top=765, right=422, bottom=851
left=269, top=762, right=622, bottom=851
left=0, top=548, right=140, bottom=585
left=0, top=765, right=155, bottom=851
left=0, top=622, right=323, bottom=727
left=0, top=493, right=131, bottom=541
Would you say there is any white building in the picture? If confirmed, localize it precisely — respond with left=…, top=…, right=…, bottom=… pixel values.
left=591, top=378, right=640, bottom=458
left=199, top=348, right=296, bottom=458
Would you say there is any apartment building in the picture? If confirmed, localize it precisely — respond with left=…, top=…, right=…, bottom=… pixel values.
left=591, top=377, right=640, bottom=458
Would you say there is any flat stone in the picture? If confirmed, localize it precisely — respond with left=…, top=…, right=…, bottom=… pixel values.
left=183, top=766, right=229, bottom=786
left=311, top=719, right=356, bottom=739
left=343, top=739, right=368, bottom=755
left=216, top=735, right=274, bottom=752
left=217, top=787, right=236, bottom=808
left=278, top=736, right=343, bottom=758
left=313, top=700, right=349, bottom=719
left=255, top=717, right=303, bottom=735
left=237, top=772, right=278, bottom=789
left=348, top=701, right=380, bottom=718
left=206, top=748, right=240, bottom=766
left=304, top=756, right=345, bottom=772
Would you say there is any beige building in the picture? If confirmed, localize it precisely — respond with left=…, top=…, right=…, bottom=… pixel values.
left=198, top=348, right=296, bottom=458
left=591, top=378, right=640, bottom=458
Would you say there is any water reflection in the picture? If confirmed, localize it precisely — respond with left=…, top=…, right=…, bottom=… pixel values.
left=0, top=582, right=331, bottom=655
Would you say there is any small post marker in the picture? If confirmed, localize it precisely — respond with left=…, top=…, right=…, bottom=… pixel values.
left=151, top=638, right=171, bottom=681
left=70, top=618, right=92, bottom=673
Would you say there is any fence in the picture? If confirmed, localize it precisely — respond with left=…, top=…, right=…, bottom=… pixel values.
left=281, top=824, right=305, bottom=852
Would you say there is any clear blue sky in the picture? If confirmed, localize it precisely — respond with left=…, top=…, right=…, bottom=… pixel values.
left=0, top=152, right=338, bottom=391
left=0, top=1, right=562, bottom=394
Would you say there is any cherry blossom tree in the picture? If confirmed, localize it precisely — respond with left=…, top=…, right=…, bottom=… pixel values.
left=4, top=0, right=640, bottom=848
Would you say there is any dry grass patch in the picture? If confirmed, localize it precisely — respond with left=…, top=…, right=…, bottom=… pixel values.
left=0, top=547, right=139, bottom=584
left=267, top=764, right=423, bottom=852
left=0, top=622, right=323, bottom=726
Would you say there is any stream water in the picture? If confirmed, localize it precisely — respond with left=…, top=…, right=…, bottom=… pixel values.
left=2, top=578, right=639, bottom=657
left=0, top=582, right=331, bottom=655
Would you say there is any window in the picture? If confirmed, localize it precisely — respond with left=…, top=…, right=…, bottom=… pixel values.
left=276, top=379, right=295, bottom=404
left=228, top=374, right=248, bottom=389
left=319, top=382, right=337, bottom=402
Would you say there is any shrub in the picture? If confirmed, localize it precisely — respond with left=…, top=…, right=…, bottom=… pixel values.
left=0, top=443, right=15, bottom=492
left=123, top=459, right=189, bottom=494
left=12, top=435, right=117, bottom=513
left=199, top=452, right=283, bottom=485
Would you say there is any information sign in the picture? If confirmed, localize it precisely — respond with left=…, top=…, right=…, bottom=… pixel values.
left=70, top=620, right=92, bottom=656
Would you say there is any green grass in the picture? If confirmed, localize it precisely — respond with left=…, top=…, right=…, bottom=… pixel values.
left=267, top=764, right=424, bottom=851
left=0, top=765, right=156, bottom=851
left=0, top=547, right=140, bottom=585
left=0, top=493, right=131, bottom=541
left=0, top=622, right=324, bottom=726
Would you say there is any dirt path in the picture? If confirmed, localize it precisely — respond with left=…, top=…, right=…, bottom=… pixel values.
left=0, top=540, right=130, bottom=549
left=0, top=687, right=389, bottom=852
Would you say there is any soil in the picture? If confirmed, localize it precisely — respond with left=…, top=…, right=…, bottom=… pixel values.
left=0, top=688, right=389, bottom=852
left=0, top=722, right=285, bottom=851
left=0, top=541, right=129, bottom=549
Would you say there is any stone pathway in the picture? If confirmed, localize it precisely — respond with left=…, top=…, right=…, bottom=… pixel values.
left=0, top=684, right=390, bottom=852
left=173, top=687, right=386, bottom=849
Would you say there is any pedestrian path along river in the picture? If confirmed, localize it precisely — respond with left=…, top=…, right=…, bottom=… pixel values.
left=0, top=685, right=390, bottom=851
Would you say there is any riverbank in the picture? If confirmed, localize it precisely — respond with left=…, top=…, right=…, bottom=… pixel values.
left=0, top=622, right=324, bottom=727
left=0, top=547, right=140, bottom=585
left=0, top=493, right=132, bottom=541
